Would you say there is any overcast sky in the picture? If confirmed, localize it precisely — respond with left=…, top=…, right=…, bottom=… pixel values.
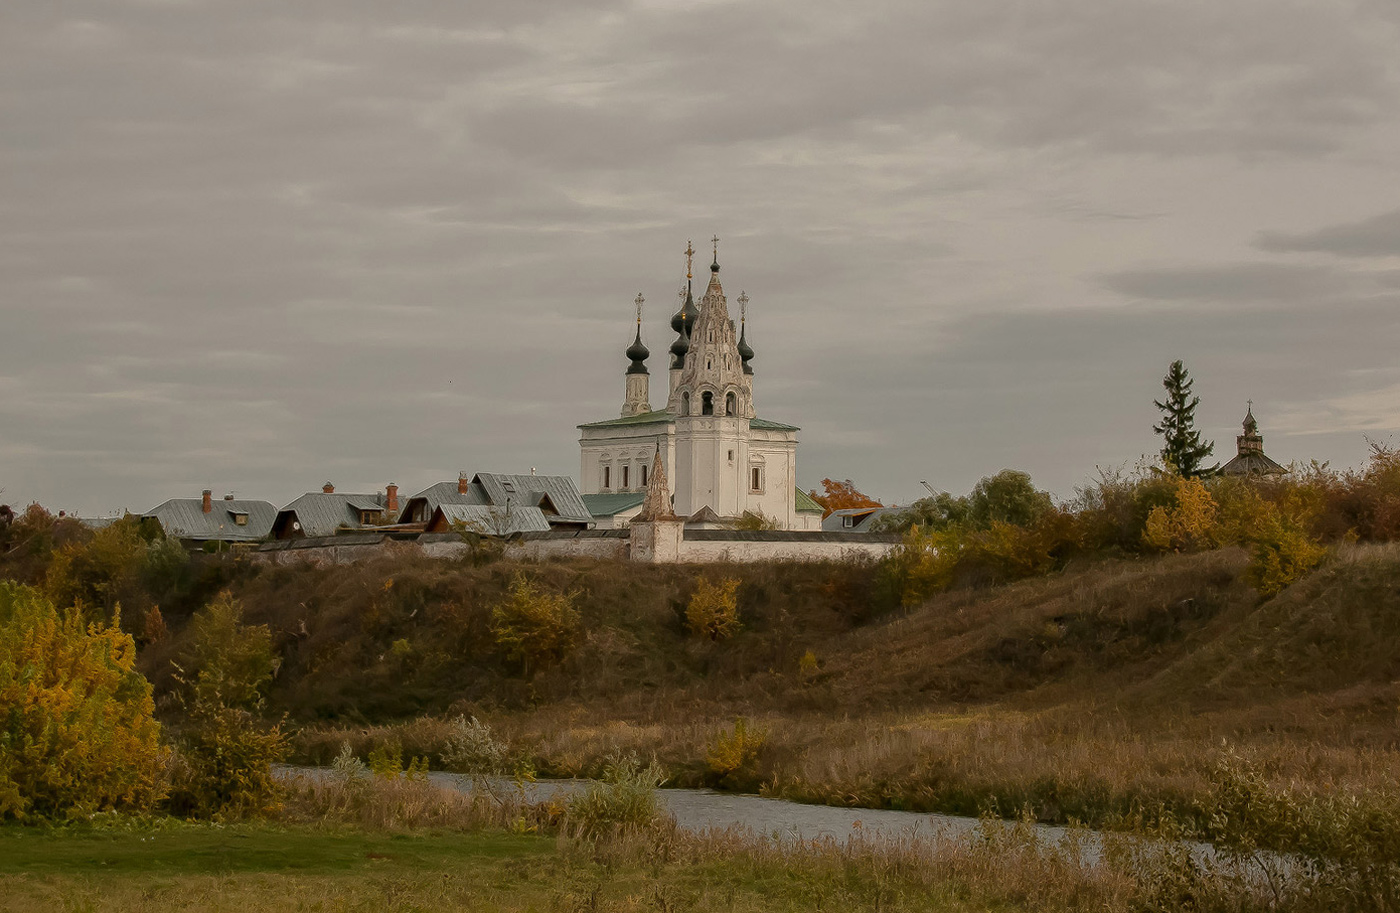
left=5, top=0, right=1400, bottom=516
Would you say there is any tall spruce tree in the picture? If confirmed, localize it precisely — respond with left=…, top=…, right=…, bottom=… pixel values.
left=1153, top=360, right=1217, bottom=477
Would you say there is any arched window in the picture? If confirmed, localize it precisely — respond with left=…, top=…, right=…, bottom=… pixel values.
left=701, top=391, right=714, bottom=415
left=725, top=392, right=736, bottom=415
left=680, top=392, right=690, bottom=416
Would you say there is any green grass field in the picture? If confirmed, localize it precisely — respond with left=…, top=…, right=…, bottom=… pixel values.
left=0, top=824, right=1004, bottom=913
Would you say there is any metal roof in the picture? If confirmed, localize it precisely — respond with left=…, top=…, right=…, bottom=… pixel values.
left=143, top=498, right=278, bottom=541
left=274, top=492, right=388, bottom=538
left=579, top=410, right=674, bottom=429
left=1219, top=452, right=1288, bottom=477
left=750, top=417, right=800, bottom=431
left=582, top=492, right=647, bottom=517
left=398, top=481, right=489, bottom=522
left=821, top=506, right=903, bottom=532
left=472, top=472, right=592, bottom=524
left=793, top=487, right=824, bottom=513
left=433, top=504, right=552, bottom=534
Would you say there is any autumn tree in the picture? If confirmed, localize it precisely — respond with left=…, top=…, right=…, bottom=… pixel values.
left=685, top=576, right=741, bottom=641
left=0, top=582, right=167, bottom=821
left=170, top=593, right=288, bottom=818
left=490, top=574, right=581, bottom=674
left=1153, top=360, right=1217, bottom=478
left=808, top=478, right=882, bottom=519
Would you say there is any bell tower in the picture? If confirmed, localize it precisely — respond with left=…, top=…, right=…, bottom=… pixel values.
left=668, top=237, right=753, bottom=518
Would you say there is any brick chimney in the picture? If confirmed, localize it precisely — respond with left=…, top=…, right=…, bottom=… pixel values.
left=202, top=489, right=212, bottom=513
left=322, top=481, right=335, bottom=493
left=385, top=483, right=399, bottom=513
left=458, top=473, right=469, bottom=495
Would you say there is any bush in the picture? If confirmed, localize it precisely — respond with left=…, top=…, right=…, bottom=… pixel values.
left=490, top=573, right=580, bottom=674
left=705, top=718, right=767, bottom=790
left=169, top=593, right=288, bottom=819
left=170, top=705, right=289, bottom=818
left=685, top=576, right=741, bottom=641
left=440, top=715, right=511, bottom=776
left=43, top=517, right=149, bottom=617
left=1246, top=505, right=1329, bottom=598
left=966, top=469, right=1054, bottom=529
left=0, top=582, right=167, bottom=821
left=1142, top=476, right=1219, bottom=552
left=565, top=751, right=666, bottom=837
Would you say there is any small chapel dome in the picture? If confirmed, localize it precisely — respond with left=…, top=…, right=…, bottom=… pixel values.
left=626, top=328, right=649, bottom=375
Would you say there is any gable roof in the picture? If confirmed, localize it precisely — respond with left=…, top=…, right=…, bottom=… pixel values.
left=793, top=487, right=824, bottom=514
left=471, top=472, right=591, bottom=524
left=749, top=417, right=800, bottom=431
left=582, top=492, right=647, bottom=518
left=821, top=506, right=903, bottom=532
left=273, top=492, right=388, bottom=538
left=143, top=498, right=277, bottom=541
left=429, top=504, right=552, bottom=535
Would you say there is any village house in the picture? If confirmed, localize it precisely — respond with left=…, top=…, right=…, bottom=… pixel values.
left=143, top=490, right=277, bottom=545
left=398, top=472, right=592, bottom=530
left=269, top=482, right=401, bottom=539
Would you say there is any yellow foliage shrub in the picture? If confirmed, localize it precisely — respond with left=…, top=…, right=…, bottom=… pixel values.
left=0, top=582, right=167, bottom=821
left=705, top=718, right=767, bottom=788
left=1143, top=476, right=1219, bottom=552
left=685, top=576, right=741, bottom=641
left=490, top=574, right=580, bottom=674
left=1246, top=505, right=1329, bottom=598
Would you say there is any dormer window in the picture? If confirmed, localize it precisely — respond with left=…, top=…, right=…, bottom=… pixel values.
left=501, top=481, right=516, bottom=493
left=233, top=514, right=248, bottom=526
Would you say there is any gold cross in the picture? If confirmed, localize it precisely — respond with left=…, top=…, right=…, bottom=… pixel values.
left=635, top=292, right=644, bottom=325
left=711, top=235, right=720, bottom=260
left=685, top=240, right=694, bottom=279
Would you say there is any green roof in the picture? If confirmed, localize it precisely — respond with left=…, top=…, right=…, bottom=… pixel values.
left=582, top=492, right=647, bottom=517
left=794, top=487, right=824, bottom=513
left=578, top=410, right=674, bottom=429
left=579, top=412, right=797, bottom=431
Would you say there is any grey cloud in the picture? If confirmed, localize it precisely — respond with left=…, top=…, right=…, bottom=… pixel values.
left=5, top=0, right=1400, bottom=514
left=1100, top=263, right=1355, bottom=304
left=1257, top=209, right=1400, bottom=258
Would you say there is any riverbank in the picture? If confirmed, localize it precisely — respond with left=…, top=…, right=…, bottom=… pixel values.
left=286, top=545, right=1400, bottom=836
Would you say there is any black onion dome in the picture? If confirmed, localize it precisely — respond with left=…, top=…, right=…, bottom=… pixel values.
left=626, top=327, right=649, bottom=375
left=738, top=324, right=754, bottom=375
left=669, top=321, right=690, bottom=369
left=671, top=283, right=699, bottom=336
left=711, top=257, right=720, bottom=273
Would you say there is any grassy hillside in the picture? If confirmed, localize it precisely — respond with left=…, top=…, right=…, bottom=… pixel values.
left=130, top=542, right=1400, bottom=829
left=162, top=545, right=1400, bottom=729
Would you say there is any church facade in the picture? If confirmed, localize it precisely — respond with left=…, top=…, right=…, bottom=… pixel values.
left=578, top=241, right=822, bottom=530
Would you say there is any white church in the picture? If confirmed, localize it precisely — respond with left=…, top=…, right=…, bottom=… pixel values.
left=578, top=240, right=823, bottom=531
